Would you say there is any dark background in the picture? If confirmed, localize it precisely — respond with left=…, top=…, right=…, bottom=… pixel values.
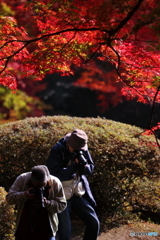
left=38, top=72, right=160, bottom=137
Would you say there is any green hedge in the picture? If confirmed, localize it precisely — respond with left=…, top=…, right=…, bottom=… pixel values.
left=0, top=115, right=160, bottom=228
left=0, top=187, right=15, bottom=240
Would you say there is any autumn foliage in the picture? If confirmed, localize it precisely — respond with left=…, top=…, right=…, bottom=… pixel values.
left=1, top=0, right=160, bottom=133
left=0, top=0, right=159, bottom=103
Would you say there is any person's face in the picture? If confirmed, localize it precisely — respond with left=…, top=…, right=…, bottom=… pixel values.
left=68, top=145, right=75, bottom=152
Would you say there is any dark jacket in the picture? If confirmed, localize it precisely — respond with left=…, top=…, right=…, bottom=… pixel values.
left=47, top=137, right=96, bottom=207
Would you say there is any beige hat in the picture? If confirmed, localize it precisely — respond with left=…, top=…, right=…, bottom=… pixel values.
left=65, top=129, right=88, bottom=151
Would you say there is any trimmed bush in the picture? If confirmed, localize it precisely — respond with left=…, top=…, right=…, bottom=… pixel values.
left=0, top=187, right=15, bottom=240
left=130, top=179, right=160, bottom=224
left=0, top=115, right=160, bottom=228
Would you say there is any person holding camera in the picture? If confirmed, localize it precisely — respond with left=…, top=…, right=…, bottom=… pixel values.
left=6, top=165, right=67, bottom=240
left=47, top=129, right=100, bottom=240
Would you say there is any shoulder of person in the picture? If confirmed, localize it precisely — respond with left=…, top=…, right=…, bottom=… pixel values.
left=49, top=174, right=62, bottom=185
left=16, top=172, right=31, bottom=180
left=54, top=138, right=66, bottom=151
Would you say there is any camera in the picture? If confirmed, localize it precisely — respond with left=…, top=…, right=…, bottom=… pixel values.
left=29, top=186, right=50, bottom=208
left=70, top=150, right=87, bottom=166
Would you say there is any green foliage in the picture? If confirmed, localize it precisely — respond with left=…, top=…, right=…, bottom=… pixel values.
left=0, top=187, right=15, bottom=240
left=0, top=86, right=51, bottom=122
left=129, top=178, right=160, bottom=223
left=0, top=3, right=14, bottom=16
left=0, top=116, right=159, bottom=229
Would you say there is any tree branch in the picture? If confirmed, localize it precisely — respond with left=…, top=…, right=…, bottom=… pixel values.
left=110, top=0, right=144, bottom=36
left=107, top=43, right=151, bottom=102
left=148, top=86, right=160, bottom=129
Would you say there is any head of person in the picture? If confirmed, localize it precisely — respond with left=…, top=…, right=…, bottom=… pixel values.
left=65, top=129, right=88, bottom=152
left=31, top=165, right=50, bottom=188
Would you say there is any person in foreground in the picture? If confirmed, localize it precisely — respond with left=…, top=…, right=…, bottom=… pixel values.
left=47, top=129, right=100, bottom=240
left=6, top=165, right=67, bottom=240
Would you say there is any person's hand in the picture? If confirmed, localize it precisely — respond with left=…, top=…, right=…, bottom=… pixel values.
left=73, top=158, right=87, bottom=171
left=43, top=197, right=49, bottom=206
left=24, top=188, right=35, bottom=200
left=75, top=158, right=79, bottom=164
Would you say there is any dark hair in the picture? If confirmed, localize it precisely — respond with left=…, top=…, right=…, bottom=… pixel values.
left=31, top=165, right=50, bottom=184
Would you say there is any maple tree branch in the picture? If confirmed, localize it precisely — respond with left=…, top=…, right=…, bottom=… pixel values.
left=0, top=42, right=30, bottom=74
left=61, top=31, right=77, bottom=52
left=0, top=27, right=103, bottom=48
left=148, top=86, right=160, bottom=129
left=83, top=45, right=101, bottom=64
left=0, top=27, right=104, bottom=68
left=151, top=129, right=160, bottom=149
left=136, top=123, right=160, bottom=150
left=0, top=27, right=104, bottom=74
left=54, top=32, right=78, bottom=67
left=110, top=0, right=144, bottom=36
left=133, top=86, right=160, bottom=149
left=107, top=43, right=151, bottom=102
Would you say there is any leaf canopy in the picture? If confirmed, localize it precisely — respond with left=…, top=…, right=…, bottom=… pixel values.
left=0, top=0, right=160, bottom=104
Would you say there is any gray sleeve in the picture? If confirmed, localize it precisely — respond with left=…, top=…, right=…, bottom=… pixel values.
left=44, top=177, right=67, bottom=214
left=6, top=174, right=28, bottom=205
